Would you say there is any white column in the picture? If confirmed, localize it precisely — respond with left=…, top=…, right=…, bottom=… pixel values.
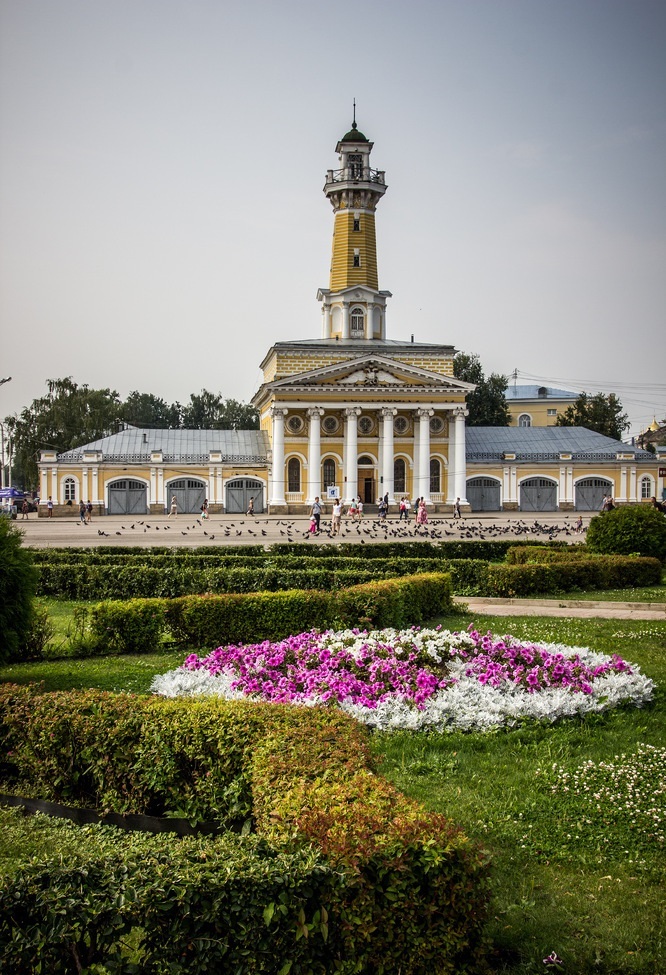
left=157, top=469, right=164, bottom=506
left=341, top=303, right=350, bottom=340
left=411, top=413, right=421, bottom=501
left=446, top=415, right=457, bottom=504
left=559, top=467, right=566, bottom=505
left=416, top=408, right=434, bottom=503
left=51, top=466, right=58, bottom=502
left=270, top=406, right=288, bottom=506
left=381, top=407, right=397, bottom=502
left=344, top=407, right=361, bottom=502
left=40, top=467, right=48, bottom=501
left=208, top=467, right=216, bottom=504
left=566, top=467, right=574, bottom=504
left=453, top=407, right=469, bottom=504
left=216, top=468, right=223, bottom=507
left=629, top=467, right=637, bottom=502
left=322, top=303, right=332, bottom=338
left=619, top=466, right=628, bottom=502
left=502, top=467, right=510, bottom=507
left=150, top=467, right=157, bottom=505
left=365, top=304, right=374, bottom=339
left=91, top=467, right=99, bottom=504
left=510, top=467, right=518, bottom=505
left=307, top=407, right=324, bottom=503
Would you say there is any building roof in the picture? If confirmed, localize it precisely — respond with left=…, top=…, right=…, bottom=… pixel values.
left=466, top=426, right=654, bottom=462
left=339, top=120, right=369, bottom=143
left=505, top=385, right=578, bottom=401
left=57, top=428, right=270, bottom=465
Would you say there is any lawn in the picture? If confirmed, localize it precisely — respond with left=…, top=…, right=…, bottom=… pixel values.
left=0, top=606, right=664, bottom=974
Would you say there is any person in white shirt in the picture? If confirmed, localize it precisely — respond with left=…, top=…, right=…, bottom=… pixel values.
left=331, top=500, right=342, bottom=535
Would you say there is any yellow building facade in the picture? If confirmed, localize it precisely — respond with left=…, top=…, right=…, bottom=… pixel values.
left=38, top=116, right=662, bottom=516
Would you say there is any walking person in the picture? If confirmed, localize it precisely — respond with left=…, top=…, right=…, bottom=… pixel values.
left=79, top=499, right=86, bottom=524
left=47, top=496, right=53, bottom=518
left=453, top=497, right=461, bottom=519
left=310, top=496, right=322, bottom=534
left=21, top=499, right=29, bottom=519
left=399, top=497, right=408, bottom=521
left=246, top=497, right=255, bottom=516
left=201, top=498, right=209, bottom=520
left=168, top=495, right=178, bottom=517
left=356, top=497, right=363, bottom=522
left=417, top=499, right=428, bottom=526
left=331, top=498, right=342, bottom=536
left=85, top=500, right=93, bottom=524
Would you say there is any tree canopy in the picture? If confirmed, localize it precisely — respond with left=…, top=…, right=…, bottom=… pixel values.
left=453, top=353, right=511, bottom=427
left=4, top=380, right=259, bottom=489
left=555, top=392, right=629, bottom=441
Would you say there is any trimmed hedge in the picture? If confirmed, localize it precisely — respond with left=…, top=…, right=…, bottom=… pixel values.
left=587, top=504, right=666, bottom=563
left=0, top=693, right=490, bottom=974
left=484, top=555, right=662, bottom=597
left=71, top=572, right=454, bottom=655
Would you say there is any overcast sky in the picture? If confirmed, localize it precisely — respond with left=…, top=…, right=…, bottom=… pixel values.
left=1, top=0, right=664, bottom=438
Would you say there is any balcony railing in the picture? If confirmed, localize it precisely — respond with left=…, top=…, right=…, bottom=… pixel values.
left=327, top=168, right=385, bottom=185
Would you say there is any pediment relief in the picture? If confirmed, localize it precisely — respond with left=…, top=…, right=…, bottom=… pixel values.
left=270, top=355, right=474, bottom=393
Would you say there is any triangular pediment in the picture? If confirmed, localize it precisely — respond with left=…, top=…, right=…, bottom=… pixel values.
left=267, top=355, right=476, bottom=392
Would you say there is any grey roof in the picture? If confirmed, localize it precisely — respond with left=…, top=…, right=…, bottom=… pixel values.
left=58, top=428, right=270, bottom=464
left=505, top=385, right=578, bottom=400
left=271, top=338, right=457, bottom=351
left=466, top=426, right=654, bottom=462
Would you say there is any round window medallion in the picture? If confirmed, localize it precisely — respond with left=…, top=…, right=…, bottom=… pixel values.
left=358, top=416, right=374, bottom=435
left=322, top=415, right=339, bottom=435
left=394, top=416, right=409, bottom=435
left=430, top=416, right=445, bottom=435
left=287, top=415, right=304, bottom=434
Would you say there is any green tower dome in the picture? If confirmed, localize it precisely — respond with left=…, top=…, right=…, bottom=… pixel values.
left=340, top=120, right=369, bottom=143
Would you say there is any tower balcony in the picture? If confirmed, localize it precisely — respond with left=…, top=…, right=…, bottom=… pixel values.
left=326, top=167, right=386, bottom=186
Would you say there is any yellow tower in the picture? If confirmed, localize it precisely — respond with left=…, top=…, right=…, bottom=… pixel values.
left=317, top=111, right=391, bottom=341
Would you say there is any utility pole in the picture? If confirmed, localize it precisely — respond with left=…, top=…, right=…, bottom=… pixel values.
left=0, top=377, right=12, bottom=489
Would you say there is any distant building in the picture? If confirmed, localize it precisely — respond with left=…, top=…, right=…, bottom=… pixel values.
left=38, top=117, right=662, bottom=515
left=505, top=385, right=578, bottom=427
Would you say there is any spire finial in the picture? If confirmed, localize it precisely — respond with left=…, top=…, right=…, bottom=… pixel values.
left=352, top=98, right=357, bottom=129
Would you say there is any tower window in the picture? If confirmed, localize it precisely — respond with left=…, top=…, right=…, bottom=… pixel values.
left=353, top=216, right=360, bottom=232
left=350, top=307, right=364, bottom=336
left=518, top=414, right=532, bottom=427
left=348, top=153, right=363, bottom=179
left=353, top=249, right=361, bottom=268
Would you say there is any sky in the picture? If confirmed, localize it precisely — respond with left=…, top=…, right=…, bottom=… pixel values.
left=1, top=0, right=664, bottom=439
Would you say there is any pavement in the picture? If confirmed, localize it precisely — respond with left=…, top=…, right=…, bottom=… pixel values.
left=12, top=511, right=665, bottom=621
left=14, top=509, right=592, bottom=549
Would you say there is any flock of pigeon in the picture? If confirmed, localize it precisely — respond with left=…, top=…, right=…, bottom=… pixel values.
left=90, top=516, right=586, bottom=543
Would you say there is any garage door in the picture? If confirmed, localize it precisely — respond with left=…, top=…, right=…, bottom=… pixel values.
left=108, top=480, right=148, bottom=515
left=226, top=478, right=264, bottom=514
left=520, top=478, right=557, bottom=511
left=575, top=478, right=613, bottom=511
left=167, top=479, right=206, bottom=515
left=466, top=477, right=501, bottom=512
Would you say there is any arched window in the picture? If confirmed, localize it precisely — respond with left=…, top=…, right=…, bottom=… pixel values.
left=394, top=458, right=406, bottom=494
left=287, top=458, right=301, bottom=493
left=429, top=459, right=441, bottom=493
left=63, top=477, right=76, bottom=501
left=641, top=475, right=652, bottom=499
left=323, top=458, right=336, bottom=490
left=350, top=307, right=364, bottom=336
left=518, top=414, right=532, bottom=427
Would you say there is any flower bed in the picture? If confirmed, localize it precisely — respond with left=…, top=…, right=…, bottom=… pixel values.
left=151, top=626, right=654, bottom=732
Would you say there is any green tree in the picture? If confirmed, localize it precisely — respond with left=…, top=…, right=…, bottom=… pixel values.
left=555, top=392, right=629, bottom=441
left=453, top=353, right=511, bottom=426
left=0, top=518, right=39, bottom=662
left=4, top=378, right=122, bottom=489
left=587, top=504, right=666, bottom=563
left=121, top=391, right=182, bottom=428
left=181, top=391, right=259, bottom=430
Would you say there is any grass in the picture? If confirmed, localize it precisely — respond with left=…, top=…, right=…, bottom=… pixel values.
left=0, top=605, right=664, bottom=973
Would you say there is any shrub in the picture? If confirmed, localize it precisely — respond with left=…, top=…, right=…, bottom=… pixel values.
left=587, top=504, right=666, bottom=563
left=0, top=519, right=39, bottom=664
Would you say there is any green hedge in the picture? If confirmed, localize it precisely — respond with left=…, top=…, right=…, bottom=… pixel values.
left=484, top=555, right=662, bottom=597
left=69, top=572, right=453, bottom=655
left=0, top=693, right=490, bottom=974
left=506, top=545, right=590, bottom=564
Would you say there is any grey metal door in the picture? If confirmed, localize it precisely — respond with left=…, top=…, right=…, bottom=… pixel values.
left=226, top=478, right=264, bottom=514
left=520, top=478, right=557, bottom=511
left=575, top=478, right=613, bottom=511
left=108, top=480, right=148, bottom=515
left=167, top=479, right=206, bottom=514
left=466, top=477, right=501, bottom=512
